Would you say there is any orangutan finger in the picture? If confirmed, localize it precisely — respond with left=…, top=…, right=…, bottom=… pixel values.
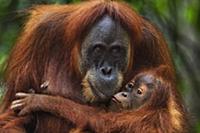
left=10, top=103, right=24, bottom=110
left=11, top=99, right=26, bottom=105
left=15, top=92, right=30, bottom=98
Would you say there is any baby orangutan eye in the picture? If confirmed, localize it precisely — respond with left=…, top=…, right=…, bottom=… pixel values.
left=127, top=82, right=134, bottom=89
left=125, top=82, right=135, bottom=92
left=137, top=88, right=143, bottom=95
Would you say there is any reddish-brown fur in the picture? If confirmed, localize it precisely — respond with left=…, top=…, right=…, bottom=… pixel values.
left=12, top=69, right=175, bottom=133
left=0, top=0, right=188, bottom=132
left=9, top=67, right=180, bottom=133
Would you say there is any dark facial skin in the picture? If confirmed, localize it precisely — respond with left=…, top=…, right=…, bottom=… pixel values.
left=80, top=16, right=130, bottom=101
left=110, top=74, right=157, bottom=111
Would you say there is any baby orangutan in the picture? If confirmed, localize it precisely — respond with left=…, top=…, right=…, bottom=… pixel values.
left=109, top=74, right=156, bottom=112
left=10, top=71, right=165, bottom=133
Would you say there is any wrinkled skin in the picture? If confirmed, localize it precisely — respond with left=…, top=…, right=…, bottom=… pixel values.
left=80, top=16, right=130, bottom=102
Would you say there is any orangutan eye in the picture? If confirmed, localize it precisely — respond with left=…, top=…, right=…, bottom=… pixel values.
left=94, top=45, right=102, bottom=53
left=125, top=82, right=135, bottom=92
left=127, top=83, right=134, bottom=88
left=111, top=46, right=120, bottom=54
left=137, top=88, right=143, bottom=95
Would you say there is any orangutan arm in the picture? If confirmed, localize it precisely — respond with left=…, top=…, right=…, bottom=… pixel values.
left=11, top=93, right=95, bottom=128
left=11, top=92, right=173, bottom=133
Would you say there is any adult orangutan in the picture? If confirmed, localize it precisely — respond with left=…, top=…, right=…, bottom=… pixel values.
left=0, top=0, right=188, bottom=133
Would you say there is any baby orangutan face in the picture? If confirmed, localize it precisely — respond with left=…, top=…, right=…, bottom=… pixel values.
left=110, top=74, right=157, bottom=111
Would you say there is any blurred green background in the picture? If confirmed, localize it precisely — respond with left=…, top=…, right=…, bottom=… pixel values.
left=0, top=0, right=200, bottom=132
